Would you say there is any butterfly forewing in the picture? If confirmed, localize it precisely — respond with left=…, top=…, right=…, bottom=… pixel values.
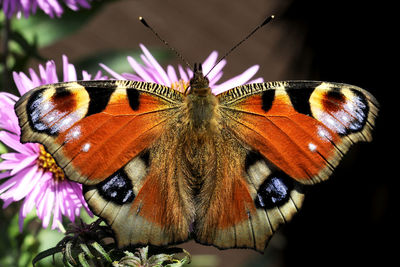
left=218, top=81, right=379, bottom=184
left=15, top=80, right=183, bottom=184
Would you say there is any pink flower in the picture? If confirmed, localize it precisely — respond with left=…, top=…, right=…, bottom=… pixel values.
left=0, top=0, right=91, bottom=18
left=0, top=55, right=106, bottom=230
left=100, top=44, right=264, bottom=95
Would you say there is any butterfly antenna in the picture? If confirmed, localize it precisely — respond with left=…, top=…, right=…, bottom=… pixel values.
left=139, top=16, right=193, bottom=70
left=205, top=15, right=275, bottom=77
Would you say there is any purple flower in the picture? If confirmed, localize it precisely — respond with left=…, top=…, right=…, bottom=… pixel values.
left=1, top=0, right=91, bottom=18
left=0, top=55, right=106, bottom=230
left=100, top=44, right=264, bottom=95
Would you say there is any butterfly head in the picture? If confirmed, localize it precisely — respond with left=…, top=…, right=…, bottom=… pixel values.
left=188, top=63, right=210, bottom=96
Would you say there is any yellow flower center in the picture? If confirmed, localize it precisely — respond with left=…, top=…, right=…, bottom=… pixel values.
left=170, top=79, right=189, bottom=94
left=38, top=145, right=65, bottom=181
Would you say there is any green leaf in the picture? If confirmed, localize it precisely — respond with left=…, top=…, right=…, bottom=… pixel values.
left=80, top=243, right=94, bottom=259
left=78, top=252, right=91, bottom=267
left=64, top=242, right=76, bottom=266
left=164, top=249, right=191, bottom=267
left=91, top=241, right=112, bottom=263
left=0, top=142, right=7, bottom=155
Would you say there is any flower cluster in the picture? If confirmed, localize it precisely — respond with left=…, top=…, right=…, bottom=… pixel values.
left=1, top=0, right=91, bottom=18
left=0, top=45, right=262, bottom=231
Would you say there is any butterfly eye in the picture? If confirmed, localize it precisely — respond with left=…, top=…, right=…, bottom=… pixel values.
left=255, top=173, right=292, bottom=209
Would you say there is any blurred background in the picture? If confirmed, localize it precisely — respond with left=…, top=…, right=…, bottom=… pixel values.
left=0, top=0, right=394, bottom=266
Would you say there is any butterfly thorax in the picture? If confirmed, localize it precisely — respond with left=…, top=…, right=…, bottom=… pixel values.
left=185, top=63, right=219, bottom=132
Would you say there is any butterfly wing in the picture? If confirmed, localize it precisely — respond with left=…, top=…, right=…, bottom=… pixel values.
left=194, top=81, right=378, bottom=251
left=218, top=81, right=379, bottom=184
left=194, top=127, right=305, bottom=251
left=15, top=80, right=193, bottom=247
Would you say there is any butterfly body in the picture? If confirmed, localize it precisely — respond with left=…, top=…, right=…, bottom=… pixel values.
left=15, top=63, right=378, bottom=251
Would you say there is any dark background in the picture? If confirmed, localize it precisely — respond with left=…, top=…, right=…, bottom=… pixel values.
left=37, top=0, right=394, bottom=266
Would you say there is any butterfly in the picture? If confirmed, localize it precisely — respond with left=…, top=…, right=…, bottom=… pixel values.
left=14, top=62, right=378, bottom=252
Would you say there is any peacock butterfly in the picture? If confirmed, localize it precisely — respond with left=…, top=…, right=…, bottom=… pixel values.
left=14, top=17, right=379, bottom=252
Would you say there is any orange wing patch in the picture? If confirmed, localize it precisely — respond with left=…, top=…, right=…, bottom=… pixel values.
left=15, top=81, right=182, bottom=185
left=225, top=91, right=340, bottom=183
left=58, top=110, right=167, bottom=184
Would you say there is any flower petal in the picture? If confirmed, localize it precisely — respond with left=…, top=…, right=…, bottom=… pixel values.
left=127, top=56, right=154, bottom=82
left=93, top=70, right=108, bottom=80
left=0, top=171, right=11, bottom=180
left=13, top=71, right=34, bottom=94
left=99, top=63, right=125, bottom=80
left=36, top=180, right=54, bottom=228
left=0, top=91, right=19, bottom=102
left=209, top=71, right=223, bottom=87
left=167, top=65, right=179, bottom=83
left=139, top=44, right=170, bottom=85
left=19, top=202, right=28, bottom=231
left=63, top=55, right=77, bottom=82
left=21, top=170, right=47, bottom=217
left=69, top=181, right=92, bottom=216
left=0, top=176, right=17, bottom=195
left=206, top=60, right=226, bottom=83
left=28, top=68, right=41, bottom=87
left=202, top=51, right=218, bottom=70
left=0, top=152, right=22, bottom=161
left=121, top=73, right=142, bottom=81
left=0, top=164, right=39, bottom=201
left=247, top=77, right=264, bottom=84
left=2, top=197, right=14, bottom=209
left=9, top=154, right=37, bottom=176
left=0, top=101, right=20, bottom=134
left=41, top=183, right=55, bottom=228
left=12, top=165, right=43, bottom=202
left=44, top=60, right=59, bottom=84
left=212, top=65, right=260, bottom=95
left=186, top=68, right=193, bottom=80
left=0, top=131, right=33, bottom=155
left=178, top=65, right=189, bottom=82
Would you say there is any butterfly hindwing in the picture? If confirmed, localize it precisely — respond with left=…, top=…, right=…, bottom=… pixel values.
left=193, top=128, right=305, bottom=251
left=83, top=136, right=194, bottom=247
